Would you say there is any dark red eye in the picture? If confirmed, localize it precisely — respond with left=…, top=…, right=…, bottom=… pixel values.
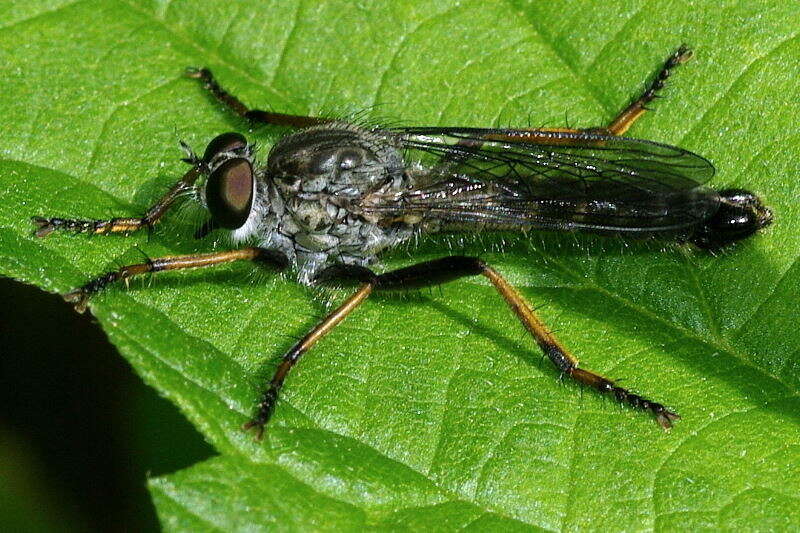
left=206, top=157, right=254, bottom=229
left=203, top=132, right=247, bottom=164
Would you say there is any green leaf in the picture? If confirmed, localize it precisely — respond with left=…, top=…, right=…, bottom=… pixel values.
left=2, top=0, right=799, bottom=530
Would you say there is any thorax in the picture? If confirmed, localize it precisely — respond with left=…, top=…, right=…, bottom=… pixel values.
left=232, top=123, right=416, bottom=282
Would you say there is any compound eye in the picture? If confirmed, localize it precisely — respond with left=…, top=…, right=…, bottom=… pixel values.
left=206, top=157, right=254, bottom=229
left=203, top=132, right=247, bottom=164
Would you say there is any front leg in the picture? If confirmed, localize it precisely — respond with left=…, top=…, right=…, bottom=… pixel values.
left=32, top=130, right=254, bottom=239
left=32, top=166, right=201, bottom=238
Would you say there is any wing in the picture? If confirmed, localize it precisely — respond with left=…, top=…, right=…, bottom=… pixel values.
left=371, top=127, right=719, bottom=234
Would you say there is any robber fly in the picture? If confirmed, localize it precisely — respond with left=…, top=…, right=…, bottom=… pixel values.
left=32, top=46, right=772, bottom=438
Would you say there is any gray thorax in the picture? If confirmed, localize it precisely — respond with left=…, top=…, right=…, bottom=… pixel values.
left=231, top=123, right=416, bottom=283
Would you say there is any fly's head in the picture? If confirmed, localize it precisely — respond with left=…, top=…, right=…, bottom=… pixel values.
left=185, top=132, right=259, bottom=236
left=691, top=188, right=773, bottom=250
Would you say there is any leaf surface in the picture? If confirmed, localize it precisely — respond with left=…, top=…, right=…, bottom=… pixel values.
left=1, top=1, right=799, bottom=530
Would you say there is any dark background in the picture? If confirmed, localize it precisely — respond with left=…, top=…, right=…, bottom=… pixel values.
left=0, top=277, right=214, bottom=532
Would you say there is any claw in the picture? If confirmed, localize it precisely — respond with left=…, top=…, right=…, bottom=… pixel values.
left=656, top=409, right=681, bottom=431
left=63, top=289, right=89, bottom=314
left=675, top=45, right=693, bottom=64
left=184, top=66, right=203, bottom=78
left=242, top=419, right=265, bottom=441
left=31, top=216, right=55, bottom=238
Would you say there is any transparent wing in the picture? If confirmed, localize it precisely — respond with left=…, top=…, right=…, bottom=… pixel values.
left=395, top=127, right=714, bottom=190
left=372, top=127, right=719, bottom=233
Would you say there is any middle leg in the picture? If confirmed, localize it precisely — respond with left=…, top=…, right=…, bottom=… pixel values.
left=244, top=256, right=678, bottom=439
left=301, top=258, right=679, bottom=430
left=186, top=67, right=331, bottom=129
left=62, top=248, right=288, bottom=313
